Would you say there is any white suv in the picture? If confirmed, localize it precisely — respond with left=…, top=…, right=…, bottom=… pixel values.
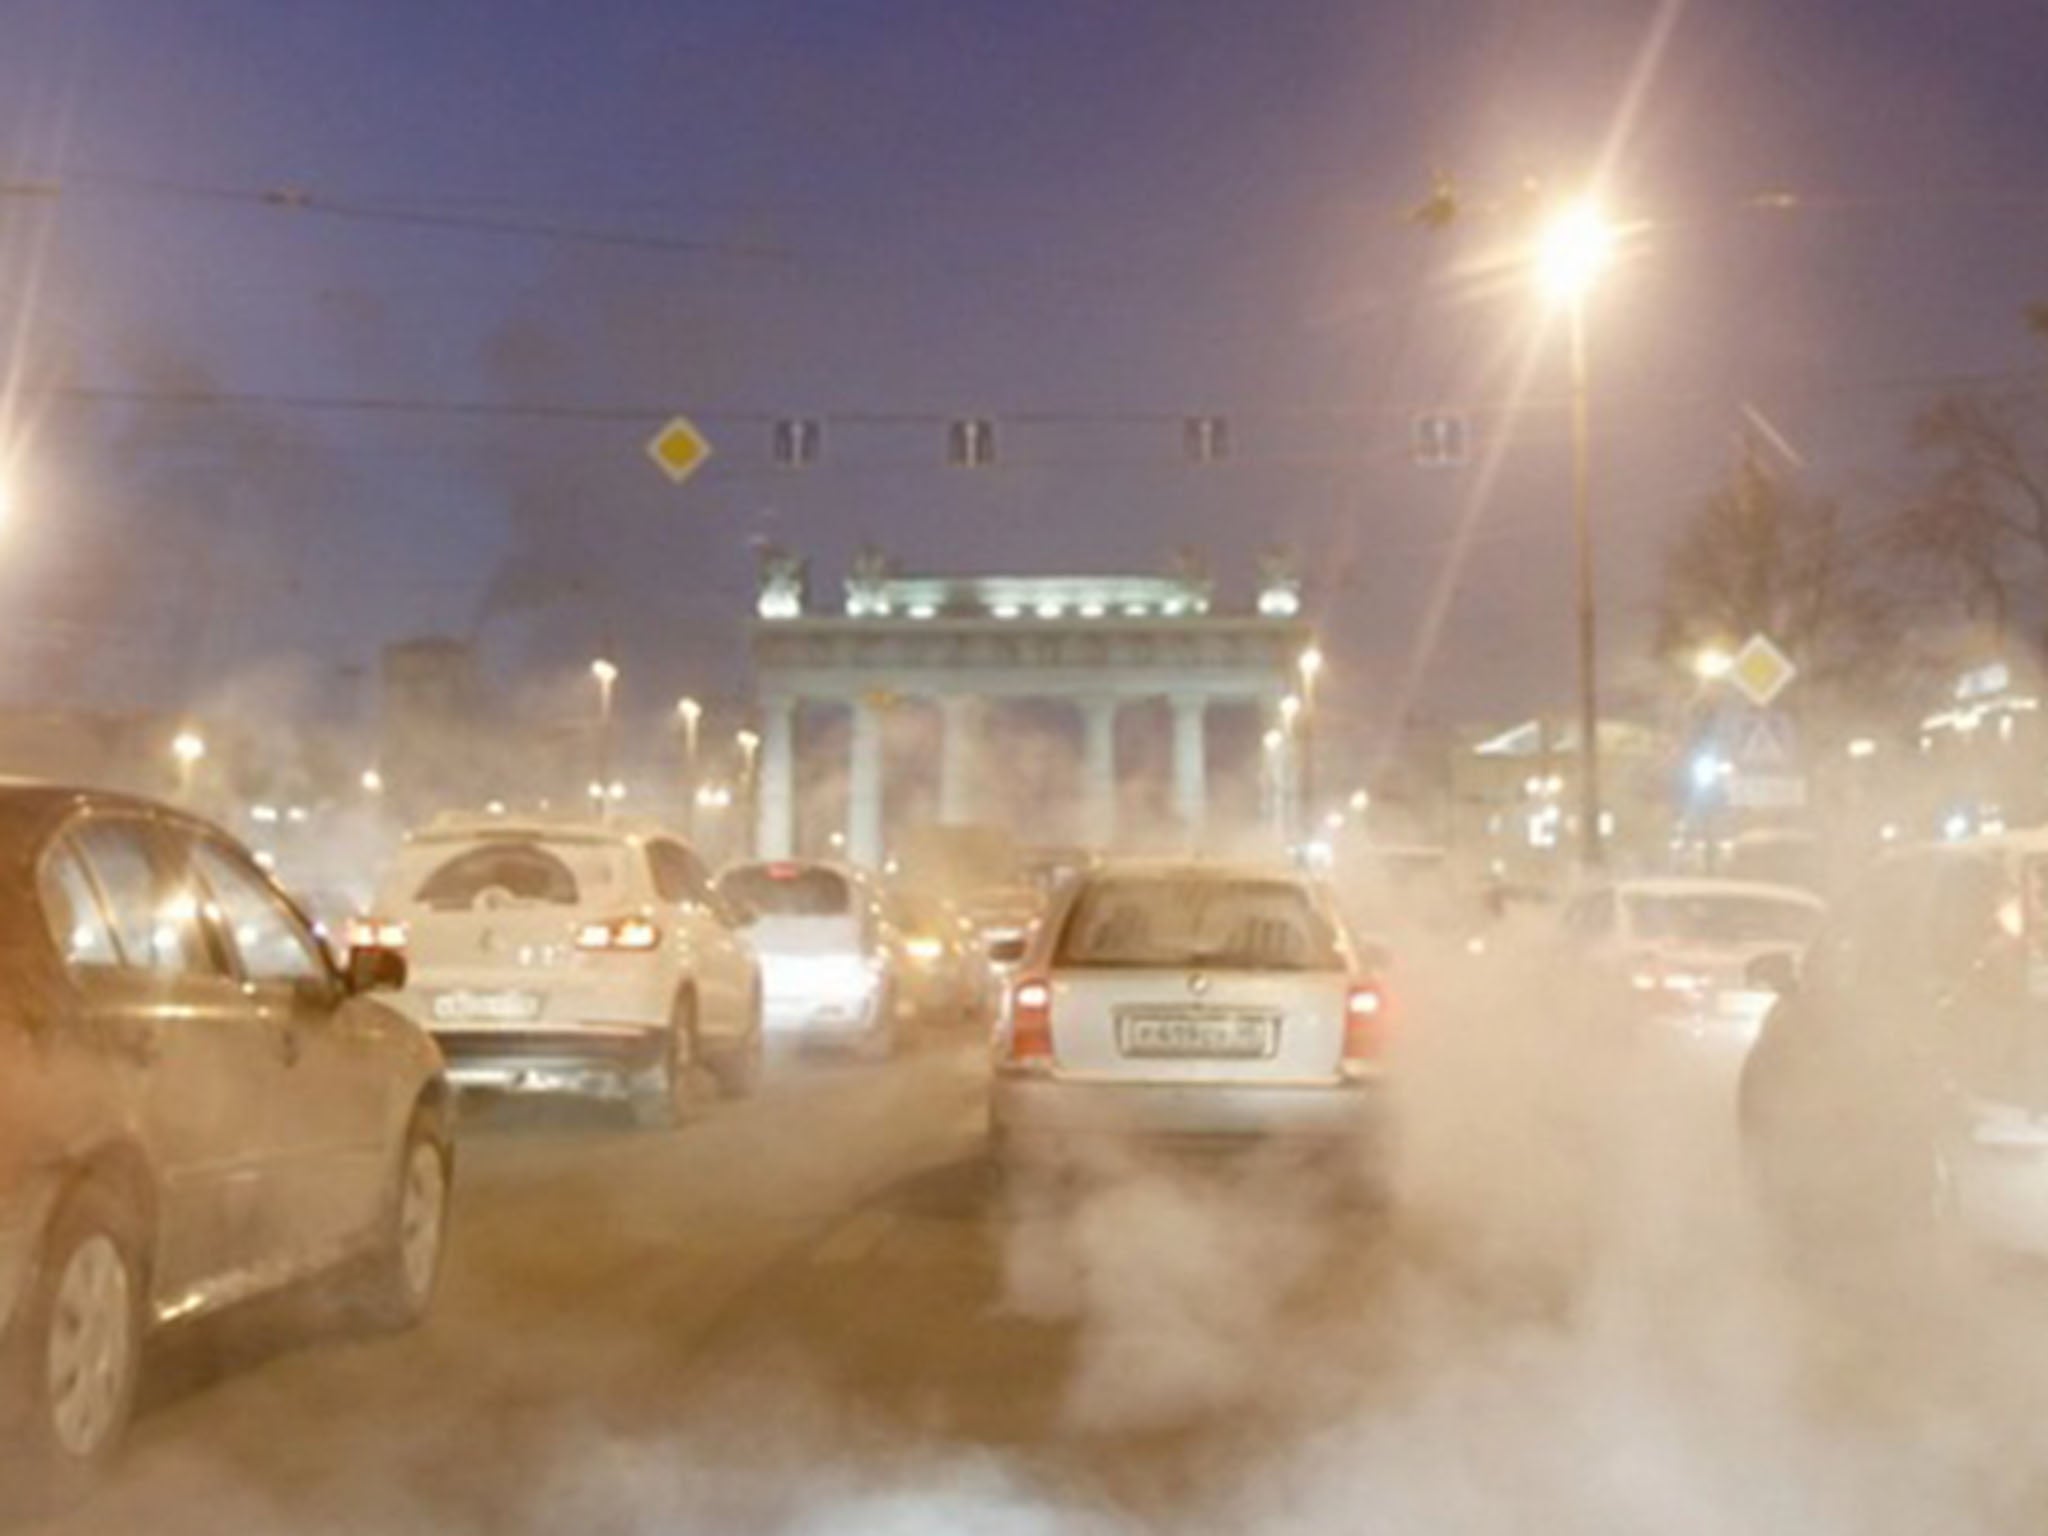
left=365, top=816, right=761, bottom=1127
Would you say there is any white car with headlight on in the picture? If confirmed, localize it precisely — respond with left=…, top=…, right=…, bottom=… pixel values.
left=1560, top=877, right=1825, bottom=1051
left=716, top=861, right=914, bottom=1054
left=364, top=816, right=762, bottom=1127
left=989, top=860, right=1394, bottom=1189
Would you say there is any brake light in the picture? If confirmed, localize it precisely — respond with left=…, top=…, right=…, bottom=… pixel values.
left=576, top=916, right=662, bottom=952
left=1344, top=979, right=1390, bottom=1062
left=347, top=918, right=408, bottom=950
left=1007, top=977, right=1054, bottom=1065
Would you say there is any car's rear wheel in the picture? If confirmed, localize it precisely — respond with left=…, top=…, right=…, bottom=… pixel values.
left=3, top=1182, right=145, bottom=1508
left=357, top=1109, right=452, bottom=1333
left=633, top=994, right=696, bottom=1129
left=708, top=990, right=764, bottom=1100
left=863, top=980, right=904, bottom=1060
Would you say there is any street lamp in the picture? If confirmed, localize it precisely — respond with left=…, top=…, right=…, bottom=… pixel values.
left=676, top=696, right=704, bottom=836
left=171, top=730, right=206, bottom=801
left=1537, top=195, right=1619, bottom=867
left=1693, top=647, right=1734, bottom=682
left=1296, top=647, right=1324, bottom=835
left=735, top=728, right=762, bottom=857
left=360, top=767, right=384, bottom=796
left=590, top=658, right=620, bottom=816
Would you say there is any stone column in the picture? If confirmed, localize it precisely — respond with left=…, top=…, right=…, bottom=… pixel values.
left=1170, top=694, right=1207, bottom=842
left=938, top=695, right=981, bottom=826
left=1081, top=696, right=1118, bottom=850
left=848, top=696, right=885, bottom=867
left=756, top=697, right=797, bottom=860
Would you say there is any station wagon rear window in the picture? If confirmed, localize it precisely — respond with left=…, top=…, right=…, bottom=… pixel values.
left=719, top=865, right=853, bottom=917
left=1057, top=876, right=1342, bottom=972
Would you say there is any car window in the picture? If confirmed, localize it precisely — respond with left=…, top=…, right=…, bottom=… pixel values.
left=650, top=841, right=719, bottom=907
left=403, top=837, right=624, bottom=911
left=39, top=836, right=122, bottom=970
left=192, top=839, right=328, bottom=985
left=1624, top=893, right=1823, bottom=947
left=648, top=842, right=693, bottom=903
left=1055, top=875, right=1343, bottom=972
left=718, top=864, right=853, bottom=917
left=1925, top=856, right=2007, bottom=995
left=1846, top=856, right=1940, bottom=994
left=69, top=819, right=221, bottom=977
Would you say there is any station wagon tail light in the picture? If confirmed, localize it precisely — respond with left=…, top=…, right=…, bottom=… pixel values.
left=347, top=918, right=409, bottom=950
left=577, top=916, right=662, bottom=952
left=1007, top=977, right=1054, bottom=1065
left=1344, top=979, right=1390, bottom=1063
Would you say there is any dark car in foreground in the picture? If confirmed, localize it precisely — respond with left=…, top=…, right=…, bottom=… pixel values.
left=0, top=786, right=451, bottom=1503
left=1740, top=834, right=2048, bottom=1260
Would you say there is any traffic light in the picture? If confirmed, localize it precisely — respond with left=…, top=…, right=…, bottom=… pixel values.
left=1412, top=412, right=1469, bottom=469
left=772, top=417, right=821, bottom=468
left=1183, top=416, right=1230, bottom=464
left=947, top=417, right=996, bottom=468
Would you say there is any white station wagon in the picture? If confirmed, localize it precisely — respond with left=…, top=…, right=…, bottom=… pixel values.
left=989, top=860, right=1393, bottom=1185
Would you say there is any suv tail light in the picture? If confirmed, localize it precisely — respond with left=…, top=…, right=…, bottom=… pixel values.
left=1006, top=977, right=1054, bottom=1066
left=577, top=916, right=662, bottom=953
left=1344, top=978, right=1390, bottom=1064
left=347, top=917, right=409, bottom=951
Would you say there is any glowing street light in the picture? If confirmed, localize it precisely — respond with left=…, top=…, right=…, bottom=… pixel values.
left=1693, top=647, right=1735, bottom=682
left=1278, top=694, right=1303, bottom=731
left=1535, top=193, right=1622, bottom=868
left=171, top=730, right=206, bottom=801
left=677, top=696, right=705, bottom=835
left=360, top=767, right=385, bottom=795
left=1297, top=646, right=1324, bottom=696
left=1536, top=198, right=1619, bottom=307
left=590, top=658, right=620, bottom=817
left=1349, top=788, right=1371, bottom=814
left=736, top=728, right=761, bottom=774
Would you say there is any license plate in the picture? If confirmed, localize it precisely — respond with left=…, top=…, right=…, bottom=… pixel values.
left=1118, top=1011, right=1276, bottom=1059
left=431, top=989, right=545, bottom=1024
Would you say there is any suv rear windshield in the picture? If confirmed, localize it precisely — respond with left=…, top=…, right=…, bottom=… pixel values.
left=1626, top=892, right=1822, bottom=947
left=719, top=865, right=852, bottom=917
left=1057, top=875, right=1342, bottom=972
left=406, top=838, right=623, bottom=912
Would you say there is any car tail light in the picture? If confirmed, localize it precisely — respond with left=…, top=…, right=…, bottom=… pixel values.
left=1006, top=977, right=1054, bottom=1066
left=577, top=916, right=662, bottom=952
left=1344, top=978, right=1390, bottom=1063
left=347, top=917, right=408, bottom=950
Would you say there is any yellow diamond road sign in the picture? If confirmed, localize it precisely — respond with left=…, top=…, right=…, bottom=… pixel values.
left=647, top=416, right=713, bottom=486
left=1730, top=632, right=1797, bottom=709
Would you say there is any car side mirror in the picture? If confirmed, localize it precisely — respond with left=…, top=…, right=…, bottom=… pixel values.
left=347, top=945, right=409, bottom=995
left=1746, top=951, right=1800, bottom=997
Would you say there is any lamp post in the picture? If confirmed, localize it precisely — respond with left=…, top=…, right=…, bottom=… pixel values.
left=171, top=730, right=206, bottom=803
left=1277, top=695, right=1304, bottom=847
left=590, top=658, right=619, bottom=818
left=1297, top=646, right=1324, bottom=838
left=735, top=728, right=761, bottom=857
left=676, top=696, right=703, bottom=838
left=1261, top=725, right=1287, bottom=843
left=1537, top=197, right=1618, bottom=868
